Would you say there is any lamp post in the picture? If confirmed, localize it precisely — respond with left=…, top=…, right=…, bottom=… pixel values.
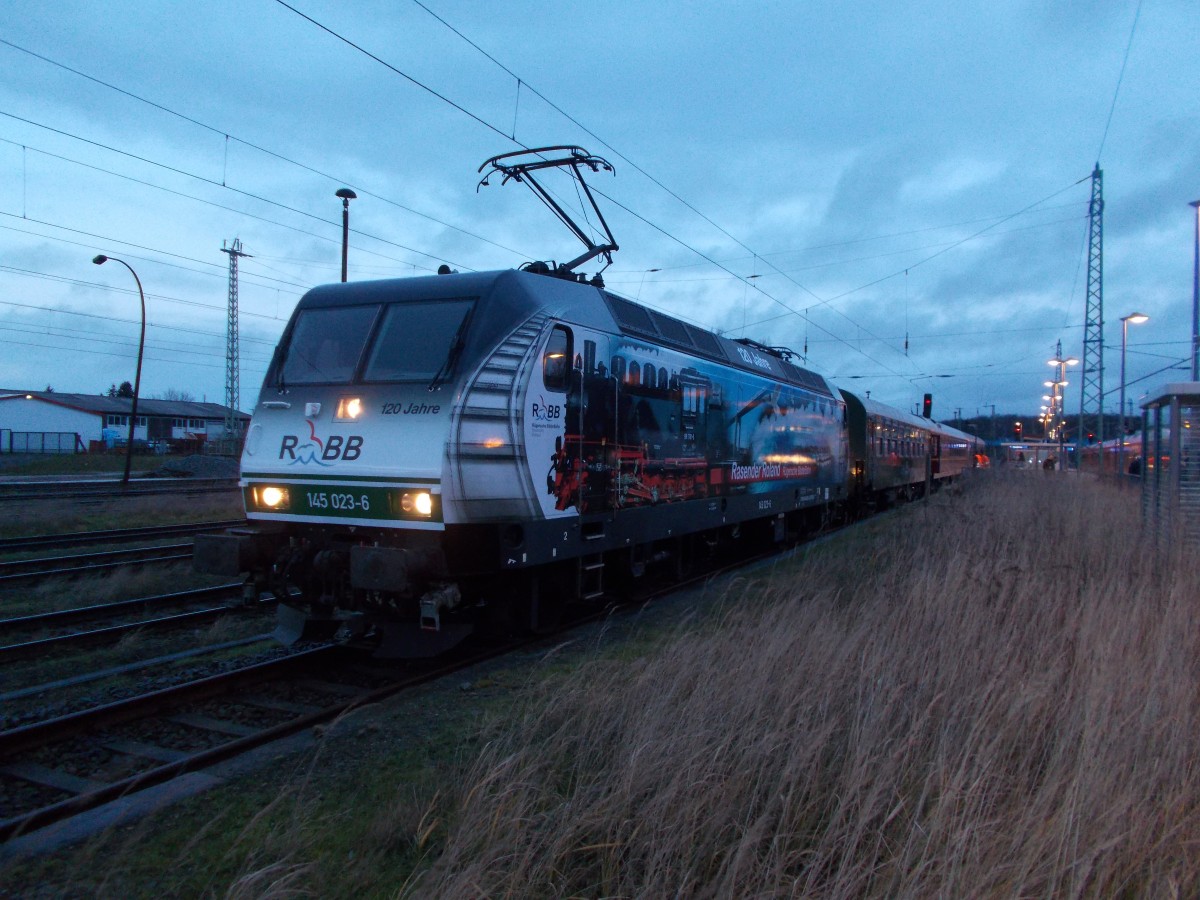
left=1047, top=342, right=1078, bottom=470
left=92, top=254, right=145, bottom=486
left=336, top=188, right=357, bottom=282
left=1118, top=312, right=1149, bottom=481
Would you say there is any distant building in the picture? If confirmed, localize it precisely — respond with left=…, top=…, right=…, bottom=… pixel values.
left=0, top=390, right=249, bottom=453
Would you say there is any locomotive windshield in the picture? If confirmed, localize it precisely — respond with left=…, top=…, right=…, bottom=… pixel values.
left=363, top=298, right=475, bottom=382
left=276, top=298, right=476, bottom=386
left=278, top=305, right=379, bottom=385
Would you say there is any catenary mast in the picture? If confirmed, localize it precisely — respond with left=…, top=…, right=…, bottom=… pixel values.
left=1079, top=166, right=1104, bottom=449
left=221, top=239, right=250, bottom=440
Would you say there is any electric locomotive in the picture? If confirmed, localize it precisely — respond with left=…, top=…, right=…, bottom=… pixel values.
left=194, top=146, right=980, bottom=656
left=195, top=266, right=850, bottom=654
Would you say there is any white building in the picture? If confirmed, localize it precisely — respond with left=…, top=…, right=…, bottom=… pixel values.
left=0, top=390, right=249, bottom=453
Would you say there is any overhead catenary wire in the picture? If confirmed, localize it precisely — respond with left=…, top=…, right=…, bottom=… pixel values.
left=7, top=18, right=1086, bottom=382
left=0, top=9, right=1151, bottom=404
left=0, top=213, right=308, bottom=293
left=414, top=0, right=1144, bottom=406
left=1095, top=0, right=1143, bottom=163
left=0, top=116, right=469, bottom=272
left=0, top=294, right=279, bottom=347
left=0, top=264, right=291, bottom=323
left=404, top=0, right=1087, bottom=382
left=0, top=321, right=274, bottom=364
left=0, top=36, right=532, bottom=262
left=0, top=334, right=268, bottom=374
left=269, top=0, right=918, bottom=379
left=375, top=2, right=1103, bottom=387
left=604, top=202, right=1089, bottom=274
left=736, top=176, right=1092, bottom=336
left=600, top=213, right=1087, bottom=286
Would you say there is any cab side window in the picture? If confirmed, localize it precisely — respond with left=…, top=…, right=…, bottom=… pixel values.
left=543, top=326, right=572, bottom=391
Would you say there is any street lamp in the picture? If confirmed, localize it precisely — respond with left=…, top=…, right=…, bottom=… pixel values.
left=92, top=254, right=145, bottom=486
left=336, top=188, right=357, bottom=282
left=1046, top=345, right=1078, bottom=469
left=1118, top=312, right=1149, bottom=480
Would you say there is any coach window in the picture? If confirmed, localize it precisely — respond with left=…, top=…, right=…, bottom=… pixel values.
left=610, top=356, right=626, bottom=382
left=629, top=361, right=641, bottom=385
left=543, top=325, right=571, bottom=391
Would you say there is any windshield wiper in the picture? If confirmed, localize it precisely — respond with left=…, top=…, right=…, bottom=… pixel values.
left=428, top=307, right=475, bottom=392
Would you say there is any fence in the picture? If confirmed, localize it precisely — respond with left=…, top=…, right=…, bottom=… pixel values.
left=0, top=430, right=85, bottom=454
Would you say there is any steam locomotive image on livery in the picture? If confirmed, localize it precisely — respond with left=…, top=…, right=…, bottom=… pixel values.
left=194, top=148, right=981, bottom=656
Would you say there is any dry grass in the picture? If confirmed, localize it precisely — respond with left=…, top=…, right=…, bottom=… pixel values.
left=412, top=473, right=1200, bottom=898
left=0, top=491, right=243, bottom=539
left=4, top=561, right=231, bottom=618
left=7, top=473, right=1194, bottom=898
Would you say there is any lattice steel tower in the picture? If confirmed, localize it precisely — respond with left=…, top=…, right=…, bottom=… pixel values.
left=221, top=239, right=250, bottom=439
left=1079, top=165, right=1104, bottom=448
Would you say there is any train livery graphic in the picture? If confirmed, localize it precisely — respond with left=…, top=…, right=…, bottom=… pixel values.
left=536, top=333, right=844, bottom=515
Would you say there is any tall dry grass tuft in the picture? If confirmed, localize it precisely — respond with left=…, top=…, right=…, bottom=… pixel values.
left=419, top=474, right=1200, bottom=898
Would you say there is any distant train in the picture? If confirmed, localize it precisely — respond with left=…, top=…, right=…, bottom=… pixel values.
left=195, top=266, right=982, bottom=656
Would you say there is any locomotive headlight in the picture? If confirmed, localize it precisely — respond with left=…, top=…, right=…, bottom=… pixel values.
left=399, top=491, right=433, bottom=516
left=254, top=485, right=290, bottom=510
left=335, top=397, right=363, bottom=420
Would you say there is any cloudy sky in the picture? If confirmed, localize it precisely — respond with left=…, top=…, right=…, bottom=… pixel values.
left=1, top=0, right=1196, bottom=427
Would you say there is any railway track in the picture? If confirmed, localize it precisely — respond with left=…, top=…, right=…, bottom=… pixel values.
left=0, top=543, right=195, bottom=582
left=0, top=553, right=773, bottom=847
left=0, top=519, right=244, bottom=554
left=0, top=637, right=527, bottom=844
left=0, top=477, right=239, bottom=503
left=0, top=512, right=867, bottom=849
left=0, top=643, right=342, bottom=841
left=0, top=583, right=254, bottom=664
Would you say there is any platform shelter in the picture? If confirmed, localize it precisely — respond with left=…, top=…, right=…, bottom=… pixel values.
left=1141, top=383, right=1200, bottom=546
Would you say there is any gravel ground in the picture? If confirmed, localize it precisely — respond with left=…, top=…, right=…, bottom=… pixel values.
left=0, top=454, right=240, bottom=479
left=149, top=456, right=240, bottom=479
left=0, top=454, right=43, bottom=472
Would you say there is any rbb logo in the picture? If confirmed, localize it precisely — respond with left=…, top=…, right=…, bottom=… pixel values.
left=280, top=434, right=364, bottom=461
left=320, top=435, right=363, bottom=461
left=531, top=398, right=563, bottom=422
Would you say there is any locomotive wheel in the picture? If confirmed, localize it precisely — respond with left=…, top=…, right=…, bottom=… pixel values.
left=501, top=568, right=567, bottom=635
left=673, top=535, right=696, bottom=581
left=532, top=566, right=571, bottom=632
